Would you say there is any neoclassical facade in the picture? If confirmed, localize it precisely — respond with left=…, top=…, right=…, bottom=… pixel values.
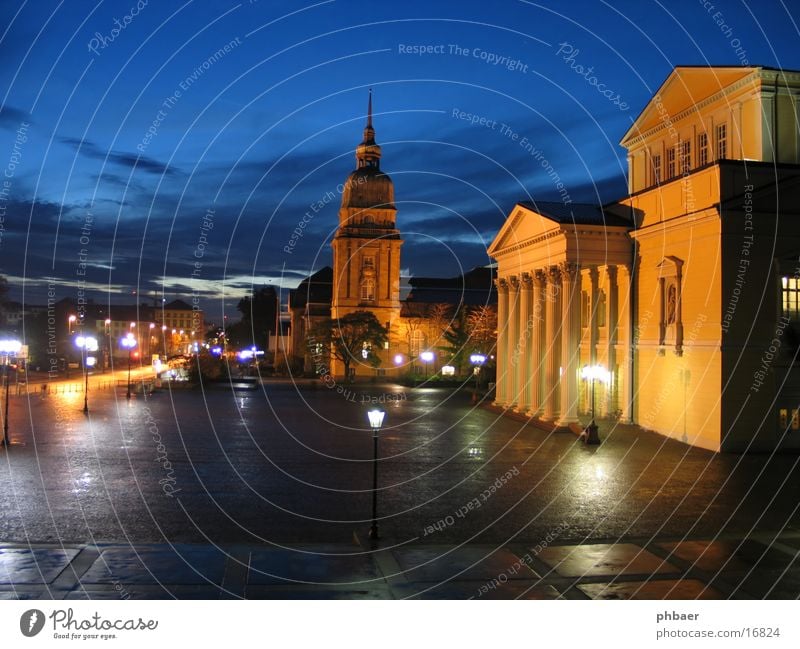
left=490, top=66, right=800, bottom=452
left=488, top=203, right=632, bottom=427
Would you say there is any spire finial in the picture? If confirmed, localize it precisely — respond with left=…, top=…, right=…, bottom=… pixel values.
left=367, top=88, right=373, bottom=129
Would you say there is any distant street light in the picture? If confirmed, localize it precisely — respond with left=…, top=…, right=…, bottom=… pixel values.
left=121, top=333, right=137, bottom=399
left=580, top=364, right=608, bottom=445
left=470, top=353, right=486, bottom=404
left=367, top=409, right=385, bottom=540
left=75, top=335, right=98, bottom=414
left=420, top=351, right=434, bottom=378
left=0, top=339, right=22, bottom=447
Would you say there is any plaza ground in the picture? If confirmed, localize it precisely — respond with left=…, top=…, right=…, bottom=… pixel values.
left=0, top=380, right=798, bottom=598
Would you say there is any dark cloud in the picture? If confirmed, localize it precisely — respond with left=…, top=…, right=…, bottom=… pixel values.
left=59, top=136, right=177, bottom=176
left=0, top=105, right=31, bottom=130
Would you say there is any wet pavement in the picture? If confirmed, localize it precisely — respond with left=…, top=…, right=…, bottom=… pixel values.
left=0, top=379, right=798, bottom=598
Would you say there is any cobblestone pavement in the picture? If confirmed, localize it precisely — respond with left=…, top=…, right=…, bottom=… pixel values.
left=0, top=380, right=798, bottom=598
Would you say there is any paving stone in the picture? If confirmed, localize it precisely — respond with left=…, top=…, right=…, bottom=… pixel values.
left=536, top=543, right=680, bottom=578
left=391, top=546, right=539, bottom=582
left=657, top=539, right=798, bottom=574
left=0, top=548, right=80, bottom=585
left=727, top=570, right=800, bottom=599
left=245, top=586, right=392, bottom=600
left=79, top=546, right=227, bottom=585
left=578, top=578, right=723, bottom=600
left=393, top=580, right=561, bottom=600
left=248, top=548, right=382, bottom=586
left=64, top=585, right=228, bottom=600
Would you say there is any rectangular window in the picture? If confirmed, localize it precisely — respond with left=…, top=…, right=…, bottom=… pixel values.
left=698, top=132, right=709, bottom=167
left=793, top=409, right=800, bottom=431
left=780, top=408, right=788, bottom=429
left=651, top=153, right=662, bottom=185
left=666, top=147, right=676, bottom=179
left=679, top=140, right=691, bottom=175
left=363, top=256, right=375, bottom=269
left=716, top=123, right=727, bottom=160
left=782, top=276, right=800, bottom=318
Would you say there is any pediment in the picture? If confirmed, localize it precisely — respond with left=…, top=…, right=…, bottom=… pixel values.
left=621, top=66, right=757, bottom=147
left=488, top=203, right=562, bottom=256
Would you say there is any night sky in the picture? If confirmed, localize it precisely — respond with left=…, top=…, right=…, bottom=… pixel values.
left=1, top=0, right=799, bottom=324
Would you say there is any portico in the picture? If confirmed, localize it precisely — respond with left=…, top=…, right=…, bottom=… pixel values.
left=487, top=202, right=632, bottom=429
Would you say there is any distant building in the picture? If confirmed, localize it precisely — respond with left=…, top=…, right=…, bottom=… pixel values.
left=489, top=65, right=800, bottom=452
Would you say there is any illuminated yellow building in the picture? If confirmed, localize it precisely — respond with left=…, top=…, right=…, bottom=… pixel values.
left=330, top=92, right=403, bottom=377
left=490, top=66, right=800, bottom=452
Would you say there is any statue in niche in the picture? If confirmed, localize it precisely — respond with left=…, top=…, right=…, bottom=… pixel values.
left=667, top=283, right=677, bottom=325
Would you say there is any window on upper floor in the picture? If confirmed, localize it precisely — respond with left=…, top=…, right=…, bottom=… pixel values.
left=666, top=147, right=676, bottom=180
left=698, top=132, right=709, bottom=166
left=781, top=276, right=800, bottom=318
left=360, top=278, right=375, bottom=302
left=679, top=140, right=691, bottom=175
left=363, top=256, right=375, bottom=269
left=716, top=123, right=727, bottom=160
left=651, top=153, right=662, bottom=185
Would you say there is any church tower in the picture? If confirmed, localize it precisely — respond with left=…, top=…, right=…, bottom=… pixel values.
left=331, top=91, right=402, bottom=377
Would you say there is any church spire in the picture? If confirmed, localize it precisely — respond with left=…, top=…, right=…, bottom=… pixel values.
left=356, top=89, right=380, bottom=168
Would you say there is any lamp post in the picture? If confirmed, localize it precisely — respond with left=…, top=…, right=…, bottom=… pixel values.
left=367, top=409, right=385, bottom=540
left=470, top=353, right=486, bottom=404
left=104, top=319, right=111, bottom=372
left=75, top=335, right=98, bottom=414
left=580, top=364, right=607, bottom=445
left=121, top=333, right=137, bottom=399
left=0, top=340, right=22, bottom=447
left=420, top=351, right=434, bottom=378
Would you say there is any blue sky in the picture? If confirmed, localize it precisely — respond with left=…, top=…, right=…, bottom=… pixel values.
left=1, top=0, right=799, bottom=322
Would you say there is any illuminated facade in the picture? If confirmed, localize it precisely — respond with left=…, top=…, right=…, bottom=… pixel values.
left=330, top=92, right=403, bottom=377
left=490, top=66, right=800, bottom=452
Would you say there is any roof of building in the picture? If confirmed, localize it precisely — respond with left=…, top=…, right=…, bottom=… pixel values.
left=163, top=299, right=193, bottom=311
left=289, top=267, right=333, bottom=310
left=404, top=266, right=497, bottom=308
left=516, top=201, right=632, bottom=227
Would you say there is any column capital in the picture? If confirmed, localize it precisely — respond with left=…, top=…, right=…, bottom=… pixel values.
left=533, top=269, right=547, bottom=287
left=496, top=278, right=509, bottom=294
left=547, top=265, right=561, bottom=282
left=520, top=272, right=533, bottom=290
left=558, top=261, right=579, bottom=278
left=509, top=275, right=520, bottom=291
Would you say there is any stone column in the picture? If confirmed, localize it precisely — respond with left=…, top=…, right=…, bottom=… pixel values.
left=494, top=278, right=509, bottom=407
left=605, top=265, right=619, bottom=416
left=588, top=267, right=599, bottom=367
left=558, top=262, right=580, bottom=426
left=528, top=270, right=545, bottom=416
left=514, top=273, right=532, bottom=412
left=618, top=265, right=634, bottom=423
left=507, top=276, right=520, bottom=408
left=542, top=266, right=560, bottom=421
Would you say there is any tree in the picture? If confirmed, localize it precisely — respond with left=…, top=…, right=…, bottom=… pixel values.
left=311, top=311, right=388, bottom=379
left=466, top=305, right=497, bottom=355
left=236, top=285, right=278, bottom=350
left=439, top=312, right=470, bottom=374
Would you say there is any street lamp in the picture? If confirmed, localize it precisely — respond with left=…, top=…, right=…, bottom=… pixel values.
left=121, top=333, right=137, bottom=399
left=0, top=339, right=21, bottom=447
left=580, top=364, right=608, bottom=445
left=420, top=351, right=434, bottom=378
left=75, top=335, right=98, bottom=414
left=367, top=409, right=385, bottom=541
left=470, top=353, right=486, bottom=404
left=104, top=319, right=111, bottom=372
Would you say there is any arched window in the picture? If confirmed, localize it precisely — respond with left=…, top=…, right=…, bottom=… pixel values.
left=360, top=278, right=375, bottom=302
left=410, top=330, right=425, bottom=357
